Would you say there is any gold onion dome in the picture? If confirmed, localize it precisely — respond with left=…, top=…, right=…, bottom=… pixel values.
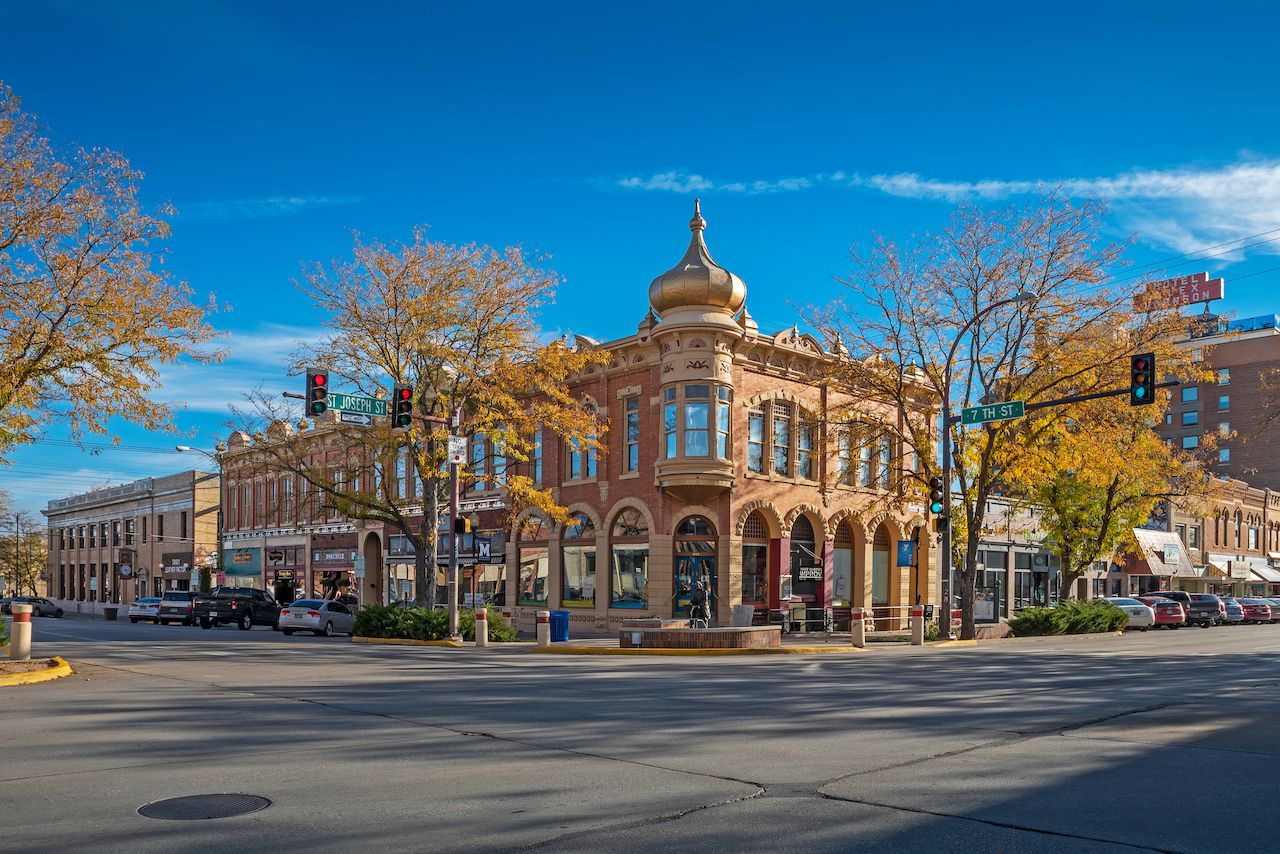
left=648, top=199, right=747, bottom=317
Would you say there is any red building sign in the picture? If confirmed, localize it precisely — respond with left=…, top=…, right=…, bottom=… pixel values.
left=1134, top=272, right=1225, bottom=311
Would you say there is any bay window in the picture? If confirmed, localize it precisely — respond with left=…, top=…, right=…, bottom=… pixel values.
left=663, top=384, right=733, bottom=461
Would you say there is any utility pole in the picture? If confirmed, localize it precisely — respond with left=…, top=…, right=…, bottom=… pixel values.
left=447, top=407, right=462, bottom=640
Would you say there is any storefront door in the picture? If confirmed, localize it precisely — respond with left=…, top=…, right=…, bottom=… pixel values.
left=673, top=555, right=715, bottom=618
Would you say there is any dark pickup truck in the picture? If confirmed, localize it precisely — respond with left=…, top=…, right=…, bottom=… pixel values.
left=1146, top=591, right=1223, bottom=628
left=193, top=587, right=282, bottom=631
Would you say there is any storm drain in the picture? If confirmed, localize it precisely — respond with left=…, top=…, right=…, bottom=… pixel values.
left=138, top=794, right=271, bottom=821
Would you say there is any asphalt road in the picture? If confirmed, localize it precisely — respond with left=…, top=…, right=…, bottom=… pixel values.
left=5, top=617, right=1280, bottom=853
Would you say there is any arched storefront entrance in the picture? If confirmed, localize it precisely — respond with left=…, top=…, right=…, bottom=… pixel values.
left=362, top=532, right=383, bottom=606
left=790, top=515, right=822, bottom=608
left=740, top=511, right=770, bottom=616
left=871, top=522, right=893, bottom=627
left=673, top=515, right=717, bottom=620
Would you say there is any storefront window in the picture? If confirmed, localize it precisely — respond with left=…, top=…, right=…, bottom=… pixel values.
left=610, top=507, right=649, bottom=609
left=832, top=522, right=854, bottom=607
left=561, top=513, right=596, bottom=607
left=741, top=511, right=769, bottom=605
left=517, top=516, right=549, bottom=606
left=871, top=524, right=890, bottom=607
left=790, top=515, right=820, bottom=598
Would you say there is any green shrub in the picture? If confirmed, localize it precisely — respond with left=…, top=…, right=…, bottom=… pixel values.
left=354, top=604, right=519, bottom=642
left=1009, top=607, right=1060, bottom=636
left=1008, top=600, right=1128, bottom=637
left=1055, top=599, right=1128, bottom=634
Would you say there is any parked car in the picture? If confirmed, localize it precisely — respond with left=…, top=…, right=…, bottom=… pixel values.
left=1238, top=599, right=1274, bottom=624
left=1137, top=596, right=1186, bottom=628
left=1103, top=597, right=1155, bottom=631
left=2, top=596, right=64, bottom=618
left=158, top=591, right=199, bottom=626
left=1148, top=592, right=1222, bottom=627
left=193, top=587, right=282, bottom=630
left=1263, top=599, right=1280, bottom=623
left=279, top=599, right=357, bottom=637
left=127, top=597, right=163, bottom=624
left=1220, top=596, right=1246, bottom=624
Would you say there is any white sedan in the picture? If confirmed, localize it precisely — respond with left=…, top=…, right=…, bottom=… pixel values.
left=1104, top=597, right=1156, bottom=631
left=279, top=599, right=357, bottom=637
left=128, top=597, right=163, bottom=624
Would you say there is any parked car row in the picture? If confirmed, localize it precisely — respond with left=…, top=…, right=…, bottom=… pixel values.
left=1102, top=592, right=1280, bottom=630
left=125, top=588, right=355, bottom=636
left=0, top=596, right=64, bottom=618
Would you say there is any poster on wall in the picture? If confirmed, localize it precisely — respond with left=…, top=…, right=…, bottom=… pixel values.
left=897, top=540, right=916, bottom=567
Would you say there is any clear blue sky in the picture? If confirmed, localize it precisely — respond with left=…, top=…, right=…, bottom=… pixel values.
left=5, top=0, right=1280, bottom=514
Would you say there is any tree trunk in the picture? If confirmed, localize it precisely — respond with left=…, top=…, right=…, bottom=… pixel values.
left=958, top=565, right=977, bottom=640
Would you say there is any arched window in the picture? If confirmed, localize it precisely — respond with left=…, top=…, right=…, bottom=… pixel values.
left=790, top=516, right=821, bottom=599
left=741, top=511, right=769, bottom=606
left=832, top=521, right=855, bottom=607
left=517, top=516, right=549, bottom=607
left=610, top=508, right=649, bottom=609
left=674, top=515, right=718, bottom=618
left=1235, top=510, right=1243, bottom=549
left=871, top=522, right=891, bottom=607
left=561, top=513, right=596, bottom=608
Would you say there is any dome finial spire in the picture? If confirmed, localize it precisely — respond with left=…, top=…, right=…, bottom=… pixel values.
left=689, top=198, right=705, bottom=233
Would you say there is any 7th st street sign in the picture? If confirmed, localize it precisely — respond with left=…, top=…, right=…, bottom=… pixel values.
left=961, top=399, right=1025, bottom=426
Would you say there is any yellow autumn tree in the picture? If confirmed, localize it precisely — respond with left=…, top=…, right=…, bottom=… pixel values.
left=812, top=193, right=1201, bottom=639
left=0, top=82, right=222, bottom=460
left=229, top=229, right=607, bottom=618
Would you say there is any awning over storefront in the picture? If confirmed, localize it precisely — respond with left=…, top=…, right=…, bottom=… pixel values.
left=1207, top=553, right=1254, bottom=581
left=1250, top=566, right=1280, bottom=583
left=1128, top=529, right=1199, bottom=576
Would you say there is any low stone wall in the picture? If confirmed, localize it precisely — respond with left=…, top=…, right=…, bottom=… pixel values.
left=620, top=618, right=688, bottom=629
left=619, top=625, right=781, bottom=649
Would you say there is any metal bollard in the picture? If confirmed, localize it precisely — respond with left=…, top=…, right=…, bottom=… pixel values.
left=910, top=606, right=925, bottom=645
left=535, top=610, right=550, bottom=648
left=475, top=608, right=489, bottom=648
left=850, top=608, right=865, bottom=648
left=9, top=603, right=33, bottom=661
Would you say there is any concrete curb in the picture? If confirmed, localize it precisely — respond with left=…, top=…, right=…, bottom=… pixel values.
left=351, top=636, right=466, bottom=648
left=529, top=645, right=865, bottom=656
left=0, top=656, right=73, bottom=687
left=929, top=639, right=979, bottom=648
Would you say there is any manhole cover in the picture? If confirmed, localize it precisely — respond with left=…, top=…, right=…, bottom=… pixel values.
left=138, top=794, right=271, bottom=821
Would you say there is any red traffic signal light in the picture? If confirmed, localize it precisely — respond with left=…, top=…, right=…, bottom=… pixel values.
left=392, top=383, right=413, bottom=428
left=306, top=370, right=328, bottom=415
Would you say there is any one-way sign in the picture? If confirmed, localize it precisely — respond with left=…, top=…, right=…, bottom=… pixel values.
left=340, top=411, right=373, bottom=426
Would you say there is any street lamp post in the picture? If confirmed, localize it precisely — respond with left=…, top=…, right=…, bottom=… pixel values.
left=938, top=291, right=1036, bottom=640
left=176, top=443, right=227, bottom=595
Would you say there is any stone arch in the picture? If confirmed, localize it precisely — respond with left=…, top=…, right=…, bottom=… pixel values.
left=860, top=510, right=905, bottom=543
left=825, top=506, right=863, bottom=540
left=735, top=500, right=784, bottom=538
left=511, top=507, right=552, bottom=541
left=670, top=504, right=721, bottom=537
left=603, top=497, right=655, bottom=535
left=556, top=502, right=603, bottom=540
left=783, top=503, right=826, bottom=539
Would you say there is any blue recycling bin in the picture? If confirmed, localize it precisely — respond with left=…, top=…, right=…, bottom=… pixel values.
left=549, top=610, right=570, bottom=643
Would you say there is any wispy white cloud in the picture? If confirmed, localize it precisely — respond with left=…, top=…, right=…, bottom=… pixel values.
left=613, top=160, right=1280, bottom=257
left=178, top=194, right=364, bottom=222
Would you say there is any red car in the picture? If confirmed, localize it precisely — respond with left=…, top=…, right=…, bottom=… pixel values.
left=1138, top=596, right=1186, bottom=629
left=1238, top=599, right=1274, bottom=624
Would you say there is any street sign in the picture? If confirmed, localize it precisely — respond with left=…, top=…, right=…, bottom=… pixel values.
left=339, top=411, right=373, bottom=426
left=476, top=537, right=492, bottom=561
left=328, top=392, right=388, bottom=417
left=448, top=435, right=467, bottom=464
left=961, top=400, right=1025, bottom=426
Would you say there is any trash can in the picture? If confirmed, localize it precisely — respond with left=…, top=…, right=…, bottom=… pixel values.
left=103, top=607, right=118, bottom=621
left=549, top=610, right=570, bottom=643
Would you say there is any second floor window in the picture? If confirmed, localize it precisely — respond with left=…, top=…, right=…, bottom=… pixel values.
left=772, top=401, right=791, bottom=475
left=624, top=396, right=640, bottom=472
left=1218, top=369, right=1230, bottom=385
left=532, top=427, right=543, bottom=485
left=837, top=432, right=853, bottom=486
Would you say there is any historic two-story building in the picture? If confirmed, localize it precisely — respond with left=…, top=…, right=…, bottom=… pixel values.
left=216, top=203, right=938, bottom=632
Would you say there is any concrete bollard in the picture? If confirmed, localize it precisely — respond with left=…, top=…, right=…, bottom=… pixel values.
left=850, top=608, right=865, bottom=648
left=475, top=608, right=489, bottom=648
left=535, top=610, right=551, bottom=648
left=9, top=603, right=33, bottom=661
left=910, top=606, right=925, bottom=645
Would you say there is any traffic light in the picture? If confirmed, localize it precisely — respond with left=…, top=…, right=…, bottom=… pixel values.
left=1130, top=353, right=1156, bottom=406
left=928, top=476, right=945, bottom=515
left=392, top=383, right=413, bottom=428
left=453, top=516, right=471, bottom=535
left=305, top=370, right=328, bottom=416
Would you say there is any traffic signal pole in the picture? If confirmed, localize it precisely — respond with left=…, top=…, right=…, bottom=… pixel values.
left=447, top=407, right=462, bottom=640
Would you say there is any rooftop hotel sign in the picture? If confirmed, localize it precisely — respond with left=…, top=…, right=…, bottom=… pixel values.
left=1134, top=272, right=1224, bottom=312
